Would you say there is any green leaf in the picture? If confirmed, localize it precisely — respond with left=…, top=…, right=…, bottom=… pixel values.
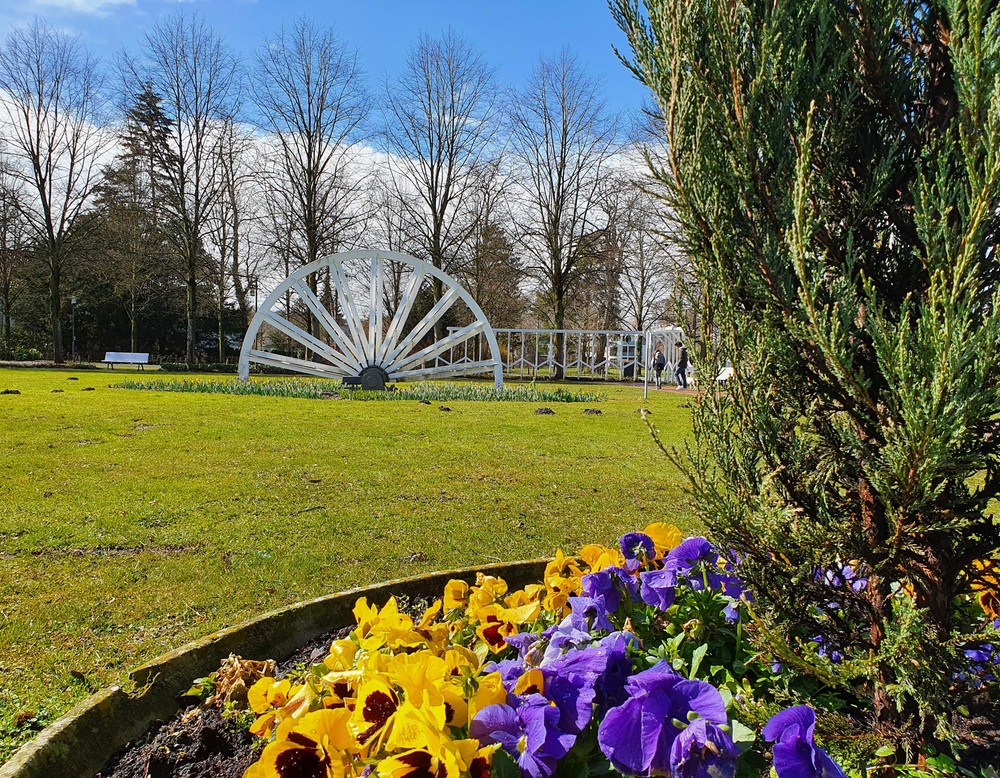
left=491, top=749, right=521, bottom=778
left=874, top=745, right=895, bottom=758
left=552, top=749, right=589, bottom=778
left=730, top=718, right=756, bottom=749
left=688, top=643, right=709, bottom=679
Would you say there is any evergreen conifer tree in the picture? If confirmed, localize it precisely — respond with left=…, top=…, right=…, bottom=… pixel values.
left=93, top=84, right=177, bottom=350
left=615, top=0, right=1000, bottom=751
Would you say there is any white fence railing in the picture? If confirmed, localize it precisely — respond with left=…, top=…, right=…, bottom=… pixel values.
left=440, top=327, right=687, bottom=381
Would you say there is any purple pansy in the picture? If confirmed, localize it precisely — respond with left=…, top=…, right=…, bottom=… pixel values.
left=665, top=538, right=717, bottom=576
left=471, top=694, right=575, bottom=778
left=504, top=630, right=547, bottom=661
left=597, top=661, right=728, bottom=776
left=640, top=567, right=678, bottom=612
left=581, top=568, right=624, bottom=613
left=665, top=538, right=733, bottom=593
left=620, top=532, right=656, bottom=561
left=762, top=706, right=847, bottom=778
left=669, top=718, right=740, bottom=778
left=581, top=565, right=640, bottom=615
left=541, top=631, right=633, bottom=724
left=809, top=635, right=843, bottom=664
left=565, top=595, right=615, bottom=633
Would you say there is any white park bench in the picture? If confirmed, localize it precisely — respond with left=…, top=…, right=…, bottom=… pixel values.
left=716, top=365, right=734, bottom=384
left=102, top=351, right=149, bottom=369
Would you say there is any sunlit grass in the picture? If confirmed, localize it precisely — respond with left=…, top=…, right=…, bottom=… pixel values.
left=0, top=367, right=695, bottom=763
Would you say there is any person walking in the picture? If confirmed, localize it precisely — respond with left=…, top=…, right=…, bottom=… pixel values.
left=651, top=348, right=666, bottom=389
left=674, top=341, right=690, bottom=390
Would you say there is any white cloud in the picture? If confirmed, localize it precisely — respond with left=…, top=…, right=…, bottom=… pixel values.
left=28, top=0, right=135, bottom=13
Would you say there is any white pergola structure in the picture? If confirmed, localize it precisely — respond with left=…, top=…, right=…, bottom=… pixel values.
left=444, top=327, right=649, bottom=380
left=238, top=250, right=504, bottom=389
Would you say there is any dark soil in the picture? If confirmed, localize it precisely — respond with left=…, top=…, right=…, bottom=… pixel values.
left=98, top=626, right=347, bottom=778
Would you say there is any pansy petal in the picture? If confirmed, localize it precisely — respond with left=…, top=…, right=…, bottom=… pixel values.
left=762, top=705, right=815, bottom=743
left=598, top=697, right=652, bottom=775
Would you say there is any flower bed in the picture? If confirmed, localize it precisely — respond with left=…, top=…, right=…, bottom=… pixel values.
left=166, top=525, right=944, bottom=778
left=113, top=378, right=603, bottom=403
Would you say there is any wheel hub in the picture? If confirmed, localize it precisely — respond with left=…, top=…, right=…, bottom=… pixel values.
left=359, top=365, right=389, bottom=390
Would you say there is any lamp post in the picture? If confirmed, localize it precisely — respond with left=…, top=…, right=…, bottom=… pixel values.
left=70, top=295, right=77, bottom=363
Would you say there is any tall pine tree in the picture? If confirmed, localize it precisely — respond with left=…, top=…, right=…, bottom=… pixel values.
left=92, top=83, right=177, bottom=351
left=616, top=0, right=1000, bottom=753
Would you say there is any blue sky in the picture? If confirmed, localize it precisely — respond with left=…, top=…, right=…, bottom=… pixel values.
left=0, top=0, right=651, bottom=118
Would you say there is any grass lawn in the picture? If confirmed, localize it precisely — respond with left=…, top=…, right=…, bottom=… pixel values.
left=0, top=367, right=696, bottom=763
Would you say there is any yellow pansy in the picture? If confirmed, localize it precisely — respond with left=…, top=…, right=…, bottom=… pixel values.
left=642, top=522, right=683, bottom=557
left=385, top=700, right=447, bottom=753
left=443, top=580, right=469, bottom=612
left=972, top=559, right=1000, bottom=619
left=544, top=549, right=583, bottom=586
left=377, top=740, right=484, bottom=778
left=249, top=708, right=356, bottom=778
left=325, top=639, right=359, bottom=672
left=442, top=646, right=480, bottom=676
left=513, top=668, right=545, bottom=696
left=504, top=584, right=545, bottom=608
left=468, top=574, right=508, bottom=613
left=467, top=671, right=507, bottom=723
left=386, top=652, right=448, bottom=709
left=473, top=604, right=525, bottom=652
left=248, top=677, right=291, bottom=715
left=352, top=676, right=400, bottom=753
left=353, top=597, right=426, bottom=651
left=578, top=544, right=624, bottom=572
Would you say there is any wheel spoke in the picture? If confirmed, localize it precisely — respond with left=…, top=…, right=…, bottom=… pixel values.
left=329, top=258, right=373, bottom=364
left=392, top=359, right=498, bottom=381
left=291, top=281, right=364, bottom=371
left=377, top=265, right=425, bottom=365
left=264, top=312, right=359, bottom=375
left=248, top=349, right=351, bottom=378
left=369, top=253, right=383, bottom=360
left=384, top=287, right=459, bottom=365
left=392, top=321, right=484, bottom=374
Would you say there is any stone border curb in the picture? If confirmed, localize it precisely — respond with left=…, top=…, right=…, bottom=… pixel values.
left=1, top=558, right=548, bottom=778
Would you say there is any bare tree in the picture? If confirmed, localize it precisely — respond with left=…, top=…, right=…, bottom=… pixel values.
left=382, top=30, right=501, bottom=339
left=254, top=18, right=368, bottom=337
left=123, top=13, right=240, bottom=366
left=509, top=50, right=618, bottom=377
left=207, top=117, right=262, bottom=360
left=597, top=171, right=676, bottom=330
left=0, top=21, right=109, bottom=362
left=366, top=171, right=419, bottom=316
left=0, top=174, right=29, bottom=349
left=457, top=160, right=526, bottom=328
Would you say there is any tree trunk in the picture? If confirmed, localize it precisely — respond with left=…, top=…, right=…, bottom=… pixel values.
left=50, top=259, right=63, bottom=363
left=186, top=244, right=197, bottom=367
left=130, top=295, right=138, bottom=352
left=2, top=287, right=10, bottom=345
left=553, top=291, right=565, bottom=380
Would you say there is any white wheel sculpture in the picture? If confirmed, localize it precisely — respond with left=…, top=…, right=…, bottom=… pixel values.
left=238, top=250, right=504, bottom=389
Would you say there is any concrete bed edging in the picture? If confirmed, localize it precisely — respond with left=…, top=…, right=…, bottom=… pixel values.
left=1, top=558, right=549, bottom=778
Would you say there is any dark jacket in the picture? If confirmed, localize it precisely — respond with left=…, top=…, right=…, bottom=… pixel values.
left=678, top=347, right=689, bottom=370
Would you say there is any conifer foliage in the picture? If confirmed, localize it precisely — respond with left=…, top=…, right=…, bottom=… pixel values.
left=614, top=0, right=1000, bottom=750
